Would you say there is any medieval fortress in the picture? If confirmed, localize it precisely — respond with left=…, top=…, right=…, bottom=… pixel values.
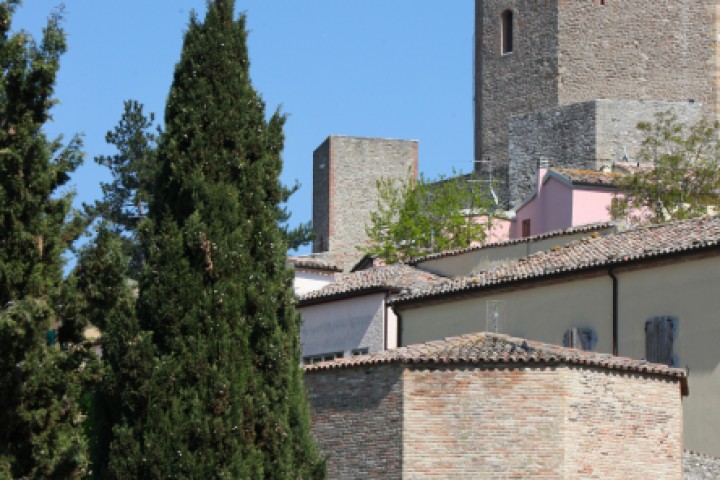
left=475, top=0, right=718, bottom=205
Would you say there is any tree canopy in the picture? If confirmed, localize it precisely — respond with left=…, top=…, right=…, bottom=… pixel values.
left=0, top=2, right=97, bottom=477
left=362, top=171, right=498, bottom=263
left=104, top=1, right=324, bottom=477
left=611, top=112, right=720, bottom=225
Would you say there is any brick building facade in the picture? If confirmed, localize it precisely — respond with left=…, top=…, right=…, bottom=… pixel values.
left=305, top=332, right=687, bottom=479
left=474, top=0, right=720, bottom=205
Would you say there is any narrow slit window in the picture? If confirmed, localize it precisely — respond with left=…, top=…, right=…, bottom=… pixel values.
left=501, top=10, right=514, bottom=54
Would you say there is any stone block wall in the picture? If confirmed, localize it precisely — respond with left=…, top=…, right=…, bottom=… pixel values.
left=508, top=99, right=704, bottom=206
left=312, top=136, right=418, bottom=261
left=474, top=0, right=560, bottom=202
left=474, top=0, right=718, bottom=205
left=304, top=365, right=403, bottom=479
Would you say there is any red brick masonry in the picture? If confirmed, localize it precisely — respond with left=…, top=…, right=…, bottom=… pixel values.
left=304, top=332, right=686, bottom=479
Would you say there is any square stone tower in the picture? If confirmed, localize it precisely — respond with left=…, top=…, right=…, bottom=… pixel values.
left=312, top=136, right=418, bottom=262
left=474, top=0, right=720, bottom=205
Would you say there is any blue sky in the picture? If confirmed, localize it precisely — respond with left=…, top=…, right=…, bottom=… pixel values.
left=16, top=1, right=475, bottom=254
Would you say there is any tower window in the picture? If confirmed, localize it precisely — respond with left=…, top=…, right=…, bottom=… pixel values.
left=501, top=10, right=514, bottom=55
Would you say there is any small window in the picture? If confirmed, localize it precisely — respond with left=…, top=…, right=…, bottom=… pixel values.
left=352, top=348, right=369, bottom=356
left=303, top=351, right=344, bottom=365
left=563, top=327, right=596, bottom=351
left=645, top=316, right=677, bottom=366
left=501, top=10, right=514, bottom=54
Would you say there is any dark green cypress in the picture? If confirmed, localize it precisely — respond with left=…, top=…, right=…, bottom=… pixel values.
left=0, top=1, right=97, bottom=477
left=107, top=1, right=324, bottom=477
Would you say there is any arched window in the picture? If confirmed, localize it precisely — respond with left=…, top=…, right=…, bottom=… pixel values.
left=501, top=10, right=513, bottom=54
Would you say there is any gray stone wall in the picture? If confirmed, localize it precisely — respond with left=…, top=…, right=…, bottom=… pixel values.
left=474, top=0, right=560, bottom=202
left=312, top=136, right=418, bottom=260
left=685, top=451, right=720, bottom=479
left=305, top=365, right=403, bottom=479
left=557, top=0, right=718, bottom=116
left=508, top=99, right=704, bottom=206
left=474, top=0, right=719, bottom=205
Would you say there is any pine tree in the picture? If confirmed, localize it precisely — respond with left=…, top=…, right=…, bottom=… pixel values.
left=0, top=2, right=97, bottom=477
left=107, top=1, right=324, bottom=477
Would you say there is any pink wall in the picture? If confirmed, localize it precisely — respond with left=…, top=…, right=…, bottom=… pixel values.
left=539, top=178, right=573, bottom=233
left=571, top=189, right=614, bottom=226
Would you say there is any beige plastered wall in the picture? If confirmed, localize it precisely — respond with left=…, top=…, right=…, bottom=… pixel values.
left=617, top=254, right=720, bottom=456
left=399, top=273, right=612, bottom=353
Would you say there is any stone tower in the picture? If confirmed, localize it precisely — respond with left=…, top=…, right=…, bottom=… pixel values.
left=312, top=136, right=418, bottom=264
left=474, top=0, right=720, bottom=206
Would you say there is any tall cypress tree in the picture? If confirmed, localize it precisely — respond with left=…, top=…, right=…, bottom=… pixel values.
left=107, top=1, right=324, bottom=477
left=0, top=1, right=96, bottom=477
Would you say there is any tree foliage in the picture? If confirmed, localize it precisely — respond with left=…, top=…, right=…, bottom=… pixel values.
left=0, top=2, right=97, bottom=477
left=363, top=172, right=497, bottom=263
left=611, top=112, right=720, bottom=225
left=105, top=2, right=324, bottom=477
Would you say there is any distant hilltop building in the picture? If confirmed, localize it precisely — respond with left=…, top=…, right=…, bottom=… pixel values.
left=312, top=136, right=417, bottom=269
left=474, top=0, right=718, bottom=206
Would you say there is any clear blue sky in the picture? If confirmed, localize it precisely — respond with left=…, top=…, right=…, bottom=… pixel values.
left=16, top=1, right=475, bottom=254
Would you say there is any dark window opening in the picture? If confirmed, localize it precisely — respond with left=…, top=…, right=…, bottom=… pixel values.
left=521, top=219, right=531, bottom=237
left=501, top=10, right=514, bottom=54
left=352, top=348, right=369, bottom=356
left=645, top=316, right=677, bottom=366
left=302, top=351, right=344, bottom=365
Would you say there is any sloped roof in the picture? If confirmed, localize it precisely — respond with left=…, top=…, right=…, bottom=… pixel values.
left=304, top=332, right=687, bottom=387
left=547, top=167, right=624, bottom=187
left=288, top=253, right=344, bottom=272
left=394, top=215, right=720, bottom=304
left=408, top=222, right=615, bottom=265
left=298, top=263, right=448, bottom=306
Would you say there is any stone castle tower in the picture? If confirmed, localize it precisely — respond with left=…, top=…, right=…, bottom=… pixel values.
left=312, top=136, right=418, bottom=265
left=474, top=0, right=720, bottom=206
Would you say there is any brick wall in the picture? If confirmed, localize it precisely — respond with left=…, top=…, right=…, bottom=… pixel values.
left=304, top=364, right=403, bottom=479
left=312, top=136, right=418, bottom=262
left=403, top=365, right=565, bottom=478
left=562, top=367, right=683, bottom=479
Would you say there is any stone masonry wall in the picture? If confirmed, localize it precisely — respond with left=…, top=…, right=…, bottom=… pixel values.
left=312, top=136, right=417, bottom=262
left=557, top=0, right=718, bottom=117
left=562, top=366, right=683, bottom=479
left=474, top=0, right=718, bottom=206
left=475, top=0, right=560, bottom=203
left=508, top=99, right=704, bottom=206
left=304, top=365, right=403, bottom=480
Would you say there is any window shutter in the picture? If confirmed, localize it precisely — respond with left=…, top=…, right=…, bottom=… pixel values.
left=563, top=327, right=594, bottom=350
left=645, top=316, right=676, bottom=366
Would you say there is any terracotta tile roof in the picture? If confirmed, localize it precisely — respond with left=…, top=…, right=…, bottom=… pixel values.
left=288, top=253, right=344, bottom=272
left=304, top=331, right=687, bottom=385
left=395, top=215, right=720, bottom=304
left=548, top=167, right=624, bottom=187
left=298, top=264, right=448, bottom=305
left=408, top=222, right=615, bottom=265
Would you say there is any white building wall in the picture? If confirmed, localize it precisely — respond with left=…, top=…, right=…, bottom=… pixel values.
left=294, top=271, right=335, bottom=296
left=300, top=292, right=387, bottom=358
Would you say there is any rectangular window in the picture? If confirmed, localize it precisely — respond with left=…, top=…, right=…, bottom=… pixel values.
left=302, top=351, right=344, bottom=365
left=645, top=316, right=677, bottom=366
left=501, top=10, right=514, bottom=54
left=351, top=348, right=369, bottom=356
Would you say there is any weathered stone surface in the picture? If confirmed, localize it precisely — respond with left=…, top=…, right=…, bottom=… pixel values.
left=312, top=136, right=417, bottom=266
left=684, top=451, right=720, bottom=480
left=508, top=99, right=703, bottom=206
left=474, top=0, right=719, bottom=205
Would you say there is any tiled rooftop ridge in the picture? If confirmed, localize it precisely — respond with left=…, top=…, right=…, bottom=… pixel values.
left=304, top=331, right=687, bottom=384
left=394, top=215, right=720, bottom=304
